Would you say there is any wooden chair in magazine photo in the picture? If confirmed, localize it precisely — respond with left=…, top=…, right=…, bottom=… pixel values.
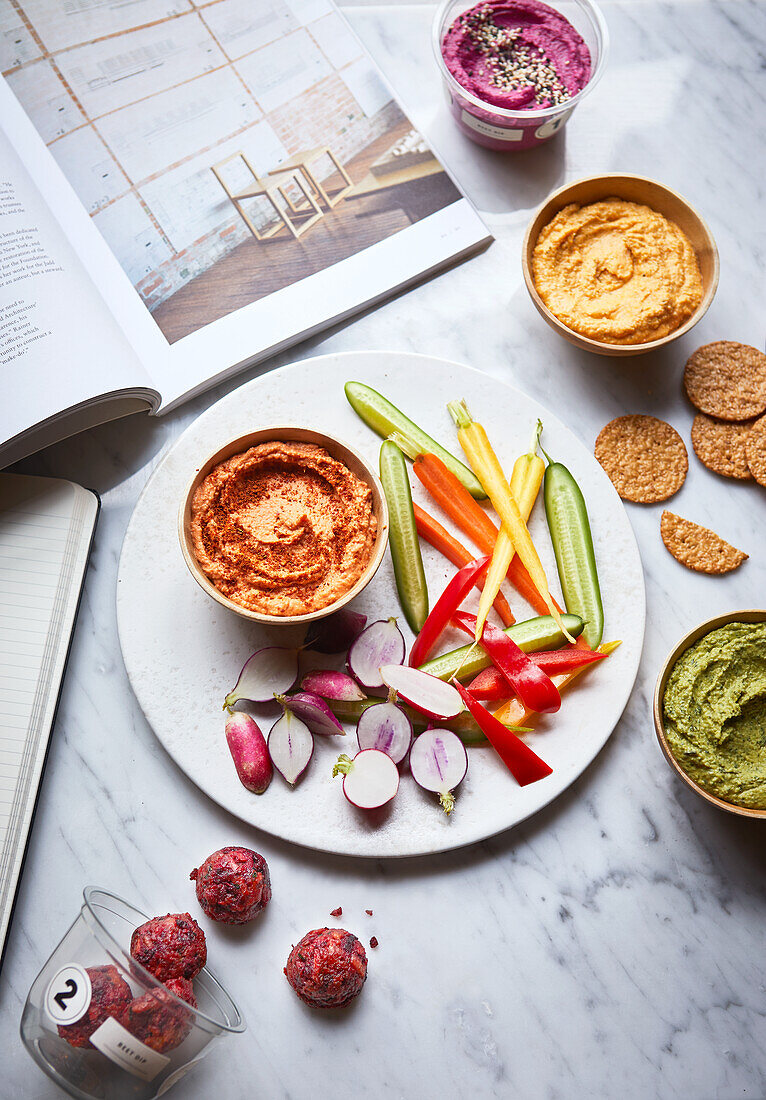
left=267, top=147, right=353, bottom=210
left=210, top=151, right=324, bottom=241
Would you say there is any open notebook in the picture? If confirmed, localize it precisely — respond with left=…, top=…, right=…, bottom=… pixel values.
left=0, top=473, right=98, bottom=965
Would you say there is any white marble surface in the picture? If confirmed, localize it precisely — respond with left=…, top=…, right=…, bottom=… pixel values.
left=2, top=2, right=766, bottom=1097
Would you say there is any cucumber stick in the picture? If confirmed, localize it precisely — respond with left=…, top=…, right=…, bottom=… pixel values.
left=346, top=381, right=487, bottom=499
left=420, top=613, right=584, bottom=682
left=543, top=462, right=604, bottom=649
left=379, top=440, right=429, bottom=634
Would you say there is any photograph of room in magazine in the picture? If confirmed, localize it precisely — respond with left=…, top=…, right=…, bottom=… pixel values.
left=0, top=0, right=489, bottom=351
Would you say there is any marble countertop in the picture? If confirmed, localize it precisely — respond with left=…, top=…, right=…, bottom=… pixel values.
left=3, top=2, right=766, bottom=1097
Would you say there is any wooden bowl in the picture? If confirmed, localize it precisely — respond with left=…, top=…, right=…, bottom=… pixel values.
left=178, top=427, right=389, bottom=626
left=653, top=610, right=766, bottom=819
left=522, top=174, right=720, bottom=357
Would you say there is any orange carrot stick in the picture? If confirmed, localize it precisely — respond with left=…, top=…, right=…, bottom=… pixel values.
left=413, top=504, right=515, bottom=626
left=412, top=453, right=561, bottom=617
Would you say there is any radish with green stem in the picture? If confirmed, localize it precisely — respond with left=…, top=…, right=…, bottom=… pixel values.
left=278, top=692, right=344, bottom=737
left=356, top=696, right=412, bottom=764
left=409, top=728, right=468, bottom=814
left=379, top=664, right=465, bottom=721
left=224, top=647, right=298, bottom=710
left=268, top=711, right=313, bottom=785
left=301, top=670, right=366, bottom=702
left=333, top=750, right=399, bottom=809
left=348, top=618, right=405, bottom=689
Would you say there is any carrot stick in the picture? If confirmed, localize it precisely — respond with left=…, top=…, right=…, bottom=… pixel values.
left=411, top=451, right=559, bottom=617
left=492, top=640, right=621, bottom=726
left=448, top=400, right=572, bottom=642
left=413, top=504, right=515, bottom=626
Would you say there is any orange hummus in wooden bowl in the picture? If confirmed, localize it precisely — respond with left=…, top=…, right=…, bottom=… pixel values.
left=532, top=198, right=703, bottom=345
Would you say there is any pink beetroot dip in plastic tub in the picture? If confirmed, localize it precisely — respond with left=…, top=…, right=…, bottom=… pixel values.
left=433, top=0, right=608, bottom=151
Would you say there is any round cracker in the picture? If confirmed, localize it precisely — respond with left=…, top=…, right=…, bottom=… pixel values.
left=683, top=341, right=766, bottom=421
left=660, top=511, right=747, bottom=574
left=744, top=414, right=766, bottom=486
left=594, top=415, right=688, bottom=503
left=691, top=413, right=753, bottom=480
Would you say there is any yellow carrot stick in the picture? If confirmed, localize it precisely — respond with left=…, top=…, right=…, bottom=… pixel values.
left=448, top=400, right=574, bottom=643
left=494, top=640, right=621, bottom=726
left=475, top=419, right=544, bottom=641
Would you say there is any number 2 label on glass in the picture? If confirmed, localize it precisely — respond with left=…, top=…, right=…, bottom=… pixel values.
left=44, top=965, right=92, bottom=1026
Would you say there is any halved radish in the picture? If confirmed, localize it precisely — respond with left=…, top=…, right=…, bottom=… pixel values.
left=332, top=750, right=399, bottom=809
left=356, top=701, right=412, bottom=765
left=224, top=647, right=298, bottom=710
left=268, top=710, right=313, bottom=785
left=304, top=608, right=367, bottom=654
left=409, top=728, right=468, bottom=814
left=279, top=692, right=344, bottom=737
left=348, top=619, right=405, bottom=689
left=379, top=664, right=464, bottom=721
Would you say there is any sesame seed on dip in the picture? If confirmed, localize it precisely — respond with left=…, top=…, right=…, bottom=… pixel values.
left=442, top=0, right=591, bottom=111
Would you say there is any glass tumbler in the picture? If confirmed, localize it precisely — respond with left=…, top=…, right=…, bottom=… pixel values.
left=432, top=0, right=609, bottom=151
left=20, top=887, right=245, bottom=1099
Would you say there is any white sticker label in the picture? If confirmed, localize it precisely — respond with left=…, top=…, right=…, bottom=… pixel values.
left=535, top=109, right=574, bottom=140
left=90, top=1016, right=171, bottom=1083
left=460, top=109, right=523, bottom=142
left=45, top=965, right=92, bottom=1026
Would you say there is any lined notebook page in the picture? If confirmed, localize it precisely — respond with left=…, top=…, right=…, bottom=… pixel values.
left=0, top=474, right=98, bottom=963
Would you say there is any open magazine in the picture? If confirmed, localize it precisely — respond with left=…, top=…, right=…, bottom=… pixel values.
left=0, top=0, right=491, bottom=468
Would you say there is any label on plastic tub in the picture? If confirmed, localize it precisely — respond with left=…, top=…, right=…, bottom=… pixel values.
left=90, top=1016, right=171, bottom=1082
left=45, top=965, right=92, bottom=1026
left=535, top=109, right=574, bottom=140
left=460, top=109, right=523, bottom=142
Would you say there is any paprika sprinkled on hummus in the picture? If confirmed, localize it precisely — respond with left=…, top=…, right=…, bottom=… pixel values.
left=190, top=441, right=377, bottom=616
left=532, top=199, right=703, bottom=344
left=662, top=622, right=766, bottom=809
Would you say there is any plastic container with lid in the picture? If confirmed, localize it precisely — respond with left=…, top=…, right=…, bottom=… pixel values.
left=433, top=0, right=608, bottom=151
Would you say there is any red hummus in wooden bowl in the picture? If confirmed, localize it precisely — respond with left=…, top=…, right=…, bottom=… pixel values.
left=189, top=440, right=378, bottom=617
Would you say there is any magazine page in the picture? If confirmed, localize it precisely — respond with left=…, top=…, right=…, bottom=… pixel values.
left=1, top=0, right=491, bottom=410
left=0, top=92, right=158, bottom=464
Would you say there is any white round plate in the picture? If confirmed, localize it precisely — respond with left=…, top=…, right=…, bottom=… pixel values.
left=117, top=352, right=645, bottom=858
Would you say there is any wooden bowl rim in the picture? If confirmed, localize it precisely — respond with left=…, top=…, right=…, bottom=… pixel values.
left=521, top=173, right=720, bottom=356
left=653, top=609, right=766, bottom=820
left=178, top=426, right=389, bottom=626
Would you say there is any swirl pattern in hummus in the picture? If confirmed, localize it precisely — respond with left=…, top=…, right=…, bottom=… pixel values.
left=532, top=199, right=703, bottom=344
left=191, top=441, right=376, bottom=616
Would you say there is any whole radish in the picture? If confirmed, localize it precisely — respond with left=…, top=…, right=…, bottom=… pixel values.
left=225, top=712, right=272, bottom=794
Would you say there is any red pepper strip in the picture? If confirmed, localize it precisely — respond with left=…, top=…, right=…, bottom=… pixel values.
left=453, top=681, right=552, bottom=786
left=468, top=649, right=606, bottom=700
left=409, top=556, right=490, bottom=668
left=452, top=611, right=561, bottom=714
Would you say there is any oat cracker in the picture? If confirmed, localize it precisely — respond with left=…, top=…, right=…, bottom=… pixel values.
left=691, top=413, right=753, bottom=480
left=594, top=415, right=688, bottom=503
left=683, top=341, right=766, bottom=421
left=660, top=511, right=748, bottom=574
left=744, top=414, right=766, bottom=486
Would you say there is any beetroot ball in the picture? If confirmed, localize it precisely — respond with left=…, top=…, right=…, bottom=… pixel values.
left=164, top=977, right=197, bottom=1009
left=130, top=913, right=206, bottom=981
left=57, top=964, right=132, bottom=1049
left=190, top=846, right=271, bottom=924
left=284, top=928, right=367, bottom=1009
left=117, top=987, right=193, bottom=1053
